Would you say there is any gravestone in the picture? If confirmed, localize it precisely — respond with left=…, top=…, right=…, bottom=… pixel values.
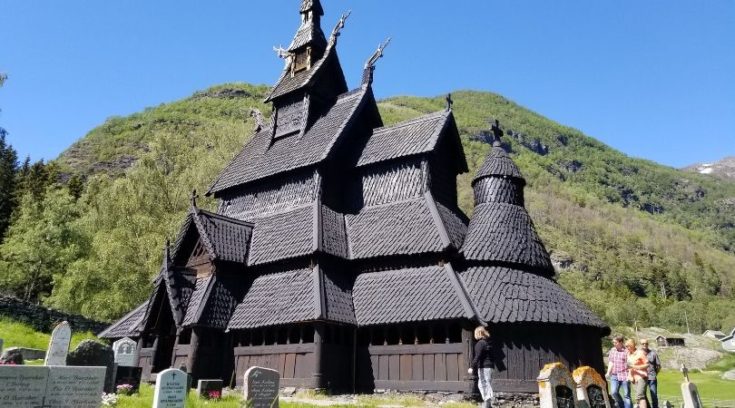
left=0, top=365, right=105, bottom=408
left=45, top=366, right=106, bottom=407
left=44, top=321, right=71, bottom=366
left=153, top=367, right=188, bottom=408
left=113, top=337, right=138, bottom=367
left=0, top=365, right=47, bottom=407
left=572, top=366, right=611, bottom=408
left=0, top=337, right=3, bottom=354
left=538, top=362, right=578, bottom=408
left=115, top=366, right=143, bottom=393
left=197, top=379, right=223, bottom=399
left=244, top=366, right=280, bottom=408
left=680, top=364, right=703, bottom=408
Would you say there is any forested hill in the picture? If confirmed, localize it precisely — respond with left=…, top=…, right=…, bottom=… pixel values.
left=2, top=82, right=735, bottom=332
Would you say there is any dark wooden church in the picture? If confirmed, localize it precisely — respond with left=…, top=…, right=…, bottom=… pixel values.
left=100, top=0, right=609, bottom=394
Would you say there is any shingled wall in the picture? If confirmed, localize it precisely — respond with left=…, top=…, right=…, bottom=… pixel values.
left=0, top=295, right=108, bottom=334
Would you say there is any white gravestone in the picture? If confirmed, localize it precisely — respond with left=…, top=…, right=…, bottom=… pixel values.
left=538, top=362, right=579, bottom=408
left=572, top=366, right=611, bottom=408
left=44, top=321, right=72, bottom=366
left=45, top=366, right=106, bottom=408
left=113, top=337, right=138, bottom=367
left=154, top=367, right=188, bottom=408
left=0, top=365, right=48, bottom=407
left=680, top=365, right=703, bottom=408
left=244, top=366, right=280, bottom=408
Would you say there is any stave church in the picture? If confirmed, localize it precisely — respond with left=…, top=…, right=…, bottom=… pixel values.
left=101, top=0, right=609, bottom=394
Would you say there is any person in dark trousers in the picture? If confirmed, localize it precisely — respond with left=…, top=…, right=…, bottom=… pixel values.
left=640, top=339, right=661, bottom=408
left=468, top=326, right=494, bottom=408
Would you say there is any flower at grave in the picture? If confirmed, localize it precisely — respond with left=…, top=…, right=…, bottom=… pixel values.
left=207, top=390, right=222, bottom=400
left=0, top=361, right=17, bottom=365
left=101, top=392, right=118, bottom=406
left=115, top=383, right=134, bottom=395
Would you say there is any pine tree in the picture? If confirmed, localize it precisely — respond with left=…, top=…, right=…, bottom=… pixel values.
left=0, top=134, right=19, bottom=241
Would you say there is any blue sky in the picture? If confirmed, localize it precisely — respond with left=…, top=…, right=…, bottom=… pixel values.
left=1, top=1, right=733, bottom=168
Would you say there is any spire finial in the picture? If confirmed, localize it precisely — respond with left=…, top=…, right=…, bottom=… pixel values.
left=445, top=94, right=453, bottom=111
left=331, top=10, right=351, bottom=38
left=490, top=119, right=504, bottom=147
left=190, top=189, right=198, bottom=208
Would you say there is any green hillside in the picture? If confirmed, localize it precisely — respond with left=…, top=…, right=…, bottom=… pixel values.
left=1, top=82, right=734, bottom=332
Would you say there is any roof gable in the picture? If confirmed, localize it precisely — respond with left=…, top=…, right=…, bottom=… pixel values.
left=171, top=208, right=253, bottom=265
left=356, top=110, right=467, bottom=171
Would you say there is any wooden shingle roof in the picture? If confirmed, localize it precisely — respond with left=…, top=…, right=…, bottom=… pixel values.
left=352, top=265, right=475, bottom=326
left=345, top=194, right=466, bottom=259
left=461, top=203, right=554, bottom=276
left=98, top=301, right=149, bottom=339
left=461, top=266, right=608, bottom=331
left=248, top=205, right=314, bottom=265
left=473, top=145, right=524, bottom=184
left=357, top=110, right=467, bottom=172
left=171, top=207, right=253, bottom=264
left=228, top=268, right=316, bottom=329
left=209, top=87, right=368, bottom=194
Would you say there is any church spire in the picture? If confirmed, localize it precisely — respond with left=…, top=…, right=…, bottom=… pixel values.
left=286, top=0, right=327, bottom=59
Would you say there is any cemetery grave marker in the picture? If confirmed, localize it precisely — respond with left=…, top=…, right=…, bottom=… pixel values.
left=244, top=366, right=280, bottom=408
left=572, top=366, right=611, bottom=408
left=538, top=362, right=579, bottom=408
left=680, top=365, right=703, bottom=408
left=0, top=337, right=4, bottom=354
left=114, top=366, right=143, bottom=393
left=153, top=367, right=188, bottom=408
left=113, top=337, right=138, bottom=367
left=0, top=365, right=105, bottom=408
left=197, top=379, right=223, bottom=399
left=44, top=321, right=71, bottom=366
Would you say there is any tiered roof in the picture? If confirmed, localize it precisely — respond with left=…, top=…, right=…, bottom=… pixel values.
left=102, top=1, right=607, bottom=340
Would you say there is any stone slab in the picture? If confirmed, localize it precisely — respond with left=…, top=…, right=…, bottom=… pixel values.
left=681, top=381, right=703, bottom=408
left=44, top=321, right=71, bottom=366
left=197, top=379, right=223, bottom=399
left=113, top=337, right=138, bottom=367
left=0, top=365, right=47, bottom=407
left=45, top=365, right=106, bottom=408
left=115, top=365, right=143, bottom=393
left=244, top=366, right=280, bottom=408
left=153, top=367, right=188, bottom=408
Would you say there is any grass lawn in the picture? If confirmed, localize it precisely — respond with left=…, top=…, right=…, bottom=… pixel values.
left=0, top=317, right=98, bottom=350
left=115, top=384, right=477, bottom=408
left=653, top=369, right=735, bottom=406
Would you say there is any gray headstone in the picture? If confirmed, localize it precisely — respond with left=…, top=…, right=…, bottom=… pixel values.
left=113, top=337, right=138, bottom=367
left=244, top=366, right=280, bottom=408
left=45, top=366, right=106, bottom=407
left=44, top=321, right=71, bottom=366
left=681, top=381, right=703, bottom=408
left=114, top=366, right=143, bottom=393
left=0, top=365, right=47, bottom=407
left=0, top=337, right=4, bottom=353
left=0, top=365, right=105, bottom=408
left=197, top=379, right=223, bottom=399
left=153, top=367, right=188, bottom=408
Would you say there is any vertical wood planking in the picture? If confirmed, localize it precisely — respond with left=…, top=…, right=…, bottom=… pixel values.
left=379, top=355, right=389, bottom=381
left=412, top=355, right=423, bottom=381
left=424, top=354, right=435, bottom=381
left=389, top=355, right=399, bottom=381
left=446, top=354, right=459, bottom=381
left=285, top=353, right=296, bottom=378
left=399, top=354, right=412, bottom=381
left=435, top=353, right=447, bottom=381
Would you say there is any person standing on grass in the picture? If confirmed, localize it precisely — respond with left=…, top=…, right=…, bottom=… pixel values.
left=626, top=339, right=650, bottom=408
left=640, top=339, right=661, bottom=408
left=606, top=335, right=632, bottom=408
left=468, top=326, right=494, bottom=408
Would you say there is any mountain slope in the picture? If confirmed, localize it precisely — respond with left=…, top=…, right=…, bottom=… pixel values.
left=3, top=83, right=734, bottom=331
left=684, top=156, right=735, bottom=180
